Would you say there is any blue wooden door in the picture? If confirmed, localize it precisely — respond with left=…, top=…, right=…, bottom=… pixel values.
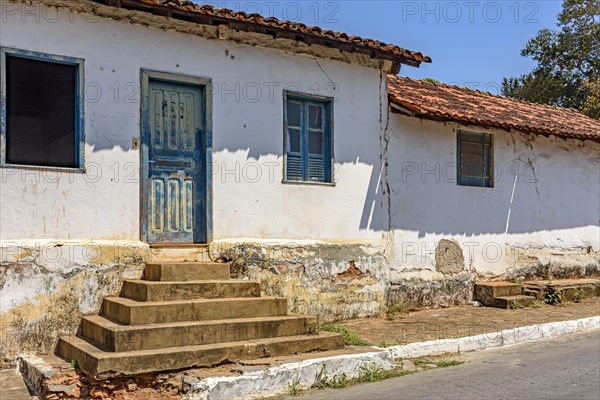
left=143, top=80, right=206, bottom=243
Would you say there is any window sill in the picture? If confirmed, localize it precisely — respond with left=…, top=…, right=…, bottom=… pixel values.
left=0, top=163, right=85, bottom=174
left=457, top=183, right=494, bottom=189
left=282, top=179, right=336, bottom=187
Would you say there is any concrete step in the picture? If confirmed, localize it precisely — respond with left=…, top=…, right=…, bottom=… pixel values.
left=56, top=332, right=345, bottom=378
left=524, top=279, right=600, bottom=302
left=492, top=295, right=537, bottom=309
left=121, top=280, right=261, bottom=301
left=474, top=281, right=523, bottom=306
left=149, top=244, right=211, bottom=263
left=102, top=296, right=288, bottom=325
left=81, top=314, right=317, bottom=351
left=521, top=285, right=544, bottom=300
left=143, top=262, right=230, bottom=281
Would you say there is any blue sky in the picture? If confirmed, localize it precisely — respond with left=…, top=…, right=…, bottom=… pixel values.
left=214, top=1, right=564, bottom=95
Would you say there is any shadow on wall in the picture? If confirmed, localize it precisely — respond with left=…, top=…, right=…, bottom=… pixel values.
left=380, top=115, right=600, bottom=239
left=31, top=75, right=598, bottom=242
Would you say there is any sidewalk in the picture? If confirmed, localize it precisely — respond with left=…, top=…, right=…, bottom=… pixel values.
left=339, top=296, right=600, bottom=346
left=9, top=297, right=599, bottom=399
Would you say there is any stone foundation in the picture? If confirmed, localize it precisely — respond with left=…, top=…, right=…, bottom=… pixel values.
left=1, top=238, right=598, bottom=367
left=387, top=274, right=476, bottom=310
left=504, top=247, right=600, bottom=281
left=209, top=240, right=390, bottom=322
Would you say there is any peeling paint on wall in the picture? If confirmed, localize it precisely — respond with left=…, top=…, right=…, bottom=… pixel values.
left=210, top=240, right=390, bottom=322
left=0, top=241, right=145, bottom=366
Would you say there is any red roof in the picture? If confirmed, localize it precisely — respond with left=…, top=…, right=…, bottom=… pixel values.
left=387, top=76, right=600, bottom=143
left=90, top=0, right=431, bottom=68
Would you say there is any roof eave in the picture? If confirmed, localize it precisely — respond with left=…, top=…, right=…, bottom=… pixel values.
left=388, top=98, right=600, bottom=144
left=91, top=0, right=429, bottom=68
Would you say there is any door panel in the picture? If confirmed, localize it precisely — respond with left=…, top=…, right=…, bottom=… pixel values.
left=144, top=80, right=205, bottom=243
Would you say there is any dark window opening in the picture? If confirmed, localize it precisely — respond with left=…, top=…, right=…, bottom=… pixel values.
left=6, top=55, right=78, bottom=168
left=457, top=130, right=493, bottom=187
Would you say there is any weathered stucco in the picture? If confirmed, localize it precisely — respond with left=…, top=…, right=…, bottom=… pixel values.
left=385, top=114, right=600, bottom=286
left=209, top=240, right=390, bottom=322
left=0, top=0, right=386, bottom=242
left=0, top=0, right=598, bottom=368
left=0, top=241, right=145, bottom=366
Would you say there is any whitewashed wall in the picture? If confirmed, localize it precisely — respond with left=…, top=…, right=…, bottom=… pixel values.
left=0, top=0, right=385, bottom=242
left=387, top=114, right=600, bottom=278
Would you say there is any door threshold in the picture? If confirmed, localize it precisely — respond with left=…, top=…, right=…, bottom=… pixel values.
left=149, top=243, right=210, bottom=248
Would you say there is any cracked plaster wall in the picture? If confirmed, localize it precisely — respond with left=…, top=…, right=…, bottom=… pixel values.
left=385, top=114, right=600, bottom=298
left=209, top=239, right=390, bottom=323
left=0, top=0, right=598, bottom=365
left=0, top=241, right=146, bottom=366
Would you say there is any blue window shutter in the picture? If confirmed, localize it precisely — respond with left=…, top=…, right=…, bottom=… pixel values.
left=306, top=102, right=327, bottom=182
left=285, top=95, right=332, bottom=183
left=285, top=98, right=304, bottom=181
left=286, top=152, right=303, bottom=180
left=308, top=154, right=324, bottom=181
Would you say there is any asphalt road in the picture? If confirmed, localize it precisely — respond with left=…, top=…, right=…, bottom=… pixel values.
left=290, top=330, right=600, bottom=400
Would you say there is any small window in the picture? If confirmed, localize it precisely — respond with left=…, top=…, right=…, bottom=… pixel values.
left=284, top=93, right=332, bottom=183
left=457, top=130, right=493, bottom=187
left=1, top=49, right=83, bottom=169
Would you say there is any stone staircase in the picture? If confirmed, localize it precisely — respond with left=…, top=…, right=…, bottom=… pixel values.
left=474, top=281, right=536, bottom=309
left=57, top=257, right=344, bottom=378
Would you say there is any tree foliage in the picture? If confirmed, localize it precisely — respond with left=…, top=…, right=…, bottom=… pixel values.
left=502, top=0, right=600, bottom=118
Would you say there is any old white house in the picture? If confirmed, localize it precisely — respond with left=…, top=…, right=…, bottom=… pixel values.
left=0, top=0, right=598, bottom=368
left=385, top=76, right=599, bottom=307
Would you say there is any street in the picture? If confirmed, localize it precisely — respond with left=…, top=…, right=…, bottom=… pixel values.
left=289, top=330, right=600, bottom=400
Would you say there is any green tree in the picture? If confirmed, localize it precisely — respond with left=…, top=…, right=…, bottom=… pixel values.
left=502, top=0, right=600, bottom=118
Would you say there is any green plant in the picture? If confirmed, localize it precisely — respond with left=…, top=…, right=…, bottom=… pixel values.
left=573, top=289, right=585, bottom=303
left=357, top=363, right=385, bottom=383
left=545, top=291, right=562, bottom=305
left=529, top=300, right=544, bottom=308
left=313, top=364, right=349, bottom=389
left=501, top=0, right=600, bottom=119
left=515, top=278, right=524, bottom=284
left=387, top=299, right=414, bottom=318
left=510, top=300, right=519, bottom=309
left=314, top=364, right=329, bottom=389
left=356, top=363, right=410, bottom=383
left=412, top=359, right=431, bottom=369
left=325, top=373, right=349, bottom=389
left=435, top=359, right=464, bottom=368
left=378, top=340, right=404, bottom=348
left=317, top=324, right=371, bottom=346
left=71, top=359, right=79, bottom=369
left=288, top=377, right=301, bottom=396
left=311, top=363, right=416, bottom=391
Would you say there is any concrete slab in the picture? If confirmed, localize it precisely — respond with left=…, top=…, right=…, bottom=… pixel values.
left=524, top=278, right=600, bottom=301
left=81, top=314, right=317, bottom=351
left=0, top=368, right=34, bottom=400
left=102, top=296, right=288, bottom=325
left=144, top=262, right=230, bottom=281
left=56, top=331, right=345, bottom=377
left=121, top=279, right=261, bottom=301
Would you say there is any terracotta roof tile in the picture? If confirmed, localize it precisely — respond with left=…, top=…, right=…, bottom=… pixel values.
left=387, top=76, right=600, bottom=143
left=91, top=0, right=430, bottom=67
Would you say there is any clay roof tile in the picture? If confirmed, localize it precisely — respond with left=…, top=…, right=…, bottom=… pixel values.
left=387, top=75, right=600, bottom=143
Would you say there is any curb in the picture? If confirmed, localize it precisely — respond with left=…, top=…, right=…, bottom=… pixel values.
left=184, top=315, right=599, bottom=399
left=183, top=350, right=395, bottom=400
left=385, top=315, right=599, bottom=359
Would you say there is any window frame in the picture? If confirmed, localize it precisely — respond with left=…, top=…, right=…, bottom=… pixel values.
left=456, top=129, right=494, bottom=188
left=0, top=47, right=85, bottom=172
left=282, top=91, right=334, bottom=186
